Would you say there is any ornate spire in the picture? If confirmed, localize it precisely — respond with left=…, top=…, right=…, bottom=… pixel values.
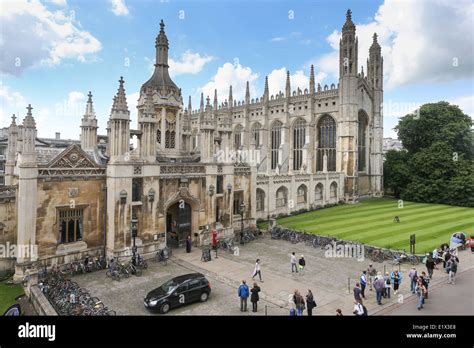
left=110, top=76, right=130, bottom=119
left=213, top=89, right=218, bottom=110
left=144, top=90, right=155, bottom=117
left=84, top=91, right=96, bottom=119
left=370, top=32, right=381, bottom=52
left=343, top=9, right=355, bottom=32
left=245, top=81, right=250, bottom=104
left=285, top=70, right=291, bottom=97
left=23, top=104, right=36, bottom=128
left=264, top=76, right=269, bottom=96
left=10, top=114, right=17, bottom=127
left=310, top=65, right=315, bottom=94
left=200, top=92, right=204, bottom=112
left=155, top=19, right=169, bottom=67
left=228, top=85, right=233, bottom=107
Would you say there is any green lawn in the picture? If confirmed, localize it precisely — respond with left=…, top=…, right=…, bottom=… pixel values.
left=0, top=281, right=24, bottom=314
left=263, top=198, right=474, bottom=253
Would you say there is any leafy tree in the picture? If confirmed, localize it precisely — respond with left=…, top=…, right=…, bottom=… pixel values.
left=385, top=101, right=474, bottom=207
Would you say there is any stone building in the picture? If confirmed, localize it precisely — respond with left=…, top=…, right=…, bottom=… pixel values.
left=0, top=10, right=383, bottom=280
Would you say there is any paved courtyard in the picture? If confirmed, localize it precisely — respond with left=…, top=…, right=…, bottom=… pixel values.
left=75, top=234, right=473, bottom=316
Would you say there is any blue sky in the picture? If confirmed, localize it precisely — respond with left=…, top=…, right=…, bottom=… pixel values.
left=0, top=0, right=472, bottom=139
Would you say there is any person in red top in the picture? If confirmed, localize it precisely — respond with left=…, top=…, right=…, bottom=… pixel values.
left=212, top=230, right=217, bottom=249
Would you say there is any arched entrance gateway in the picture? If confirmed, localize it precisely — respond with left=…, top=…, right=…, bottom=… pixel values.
left=166, top=201, right=192, bottom=248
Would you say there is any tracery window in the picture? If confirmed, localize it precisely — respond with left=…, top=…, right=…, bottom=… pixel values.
left=317, top=115, right=336, bottom=171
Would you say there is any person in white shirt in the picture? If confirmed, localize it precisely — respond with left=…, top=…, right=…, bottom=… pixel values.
left=290, top=252, right=298, bottom=273
left=353, top=300, right=364, bottom=316
left=252, top=259, right=263, bottom=282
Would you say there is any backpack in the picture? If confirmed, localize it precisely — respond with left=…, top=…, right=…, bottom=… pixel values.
left=362, top=305, right=368, bottom=316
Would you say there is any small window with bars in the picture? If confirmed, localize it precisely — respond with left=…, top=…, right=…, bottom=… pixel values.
left=59, top=209, right=84, bottom=244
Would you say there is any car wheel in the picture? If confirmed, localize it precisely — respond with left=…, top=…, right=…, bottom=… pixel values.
left=200, top=292, right=209, bottom=302
left=161, top=302, right=170, bottom=314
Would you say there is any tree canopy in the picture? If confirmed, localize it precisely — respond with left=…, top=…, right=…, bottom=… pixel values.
left=384, top=102, right=474, bottom=207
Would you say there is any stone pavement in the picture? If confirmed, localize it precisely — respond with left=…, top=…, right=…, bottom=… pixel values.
left=74, top=235, right=473, bottom=316
left=375, top=267, right=474, bottom=315
left=173, top=234, right=474, bottom=316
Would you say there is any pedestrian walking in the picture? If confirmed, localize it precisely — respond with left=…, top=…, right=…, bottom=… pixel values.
left=238, top=280, right=249, bottom=312
left=384, top=272, right=391, bottom=299
left=415, top=278, right=426, bottom=310
left=360, top=271, right=367, bottom=299
left=408, top=267, right=418, bottom=294
left=291, top=252, right=298, bottom=273
left=447, top=258, right=458, bottom=284
left=421, top=271, right=430, bottom=299
left=252, top=259, right=263, bottom=282
left=305, top=289, right=316, bottom=316
left=391, top=270, right=402, bottom=294
left=425, top=254, right=435, bottom=279
left=367, top=264, right=377, bottom=291
left=353, top=283, right=363, bottom=303
left=298, top=255, right=306, bottom=275
left=186, top=235, right=192, bottom=253
left=373, top=275, right=385, bottom=305
left=250, top=282, right=260, bottom=312
left=293, top=290, right=305, bottom=316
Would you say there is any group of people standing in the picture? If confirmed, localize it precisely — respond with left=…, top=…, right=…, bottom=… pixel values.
left=289, top=289, right=317, bottom=316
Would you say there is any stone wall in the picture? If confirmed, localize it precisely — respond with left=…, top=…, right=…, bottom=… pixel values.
left=36, top=178, right=106, bottom=257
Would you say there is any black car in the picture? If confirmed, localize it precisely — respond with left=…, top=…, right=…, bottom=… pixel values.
left=144, top=273, right=211, bottom=313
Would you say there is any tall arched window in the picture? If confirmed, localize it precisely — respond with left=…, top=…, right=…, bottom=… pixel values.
left=315, top=183, right=323, bottom=201
left=252, top=122, right=261, bottom=147
left=293, top=118, right=306, bottom=171
left=165, top=112, right=176, bottom=149
left=256, top=189, right=265, bottom=211
left=271, top=121, right=282, bottom=170
left=234, top=125, right=243, bottom=150
left=297, top=184, right=307, bottom=204
left=317, top=115, right=336, bottom=171
left=358, top=111, right=368, bottom=172
left=275, top=186, right=288, bottom=208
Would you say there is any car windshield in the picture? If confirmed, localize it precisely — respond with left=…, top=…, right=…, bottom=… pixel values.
left=161, top=279, right=179, bottom=294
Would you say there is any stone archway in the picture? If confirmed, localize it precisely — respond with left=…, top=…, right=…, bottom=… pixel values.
left=163, top=186, right=200, bottom=248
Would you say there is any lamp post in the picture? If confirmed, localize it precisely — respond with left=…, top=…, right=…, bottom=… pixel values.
left=239, top=202, right=246, bottom=245
left=131, top=218, right=138, bottom=266
left=209, top=185, right=216, bottom=258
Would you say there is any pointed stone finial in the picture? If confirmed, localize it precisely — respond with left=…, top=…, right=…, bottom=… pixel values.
left=84, top=91, right=96, bottom=119
left=26, top=104, right=33, bottom=116
left=370, top=32, right=381, bottom=51
left=160, top=19, right=165, bottom=32
left=214, top=89, right=218, bottom=108
left=310, top=65, right=315, bottom=94
left=11, top=114, right=17, bottom=126
left=285, top=70, right=291, bottom=97
left=200, top=92, right=204, bottom=111
left=264, top=76, right=269, bottom=94
left=188, top=95, right=192, bottom=112
left=206, top=95, right=211, bottom=107
left=245, top=81, right=250, bottom=103
left=343, top=8, right=355, bottom=32
left=373, top=33, right=378, bottom=43
left=110, top=76, right=129, bottom=118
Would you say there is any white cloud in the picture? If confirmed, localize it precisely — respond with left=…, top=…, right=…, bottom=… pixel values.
left=270, top=37, right=286, bottom=42
left=311, top=0, right=473, bottom=89
left=0, top=0, right=102, bottom=75
left=126, top=91, right=140, bottom=123
left=267, top=68, right=327, bottom=96
left=109, top=0, right=129, bottom=16
left=198, top=62, right=259, bottom=104
left=0, top=84, right=27, bottom=127
left=169, top=51, right=214, bottom=77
